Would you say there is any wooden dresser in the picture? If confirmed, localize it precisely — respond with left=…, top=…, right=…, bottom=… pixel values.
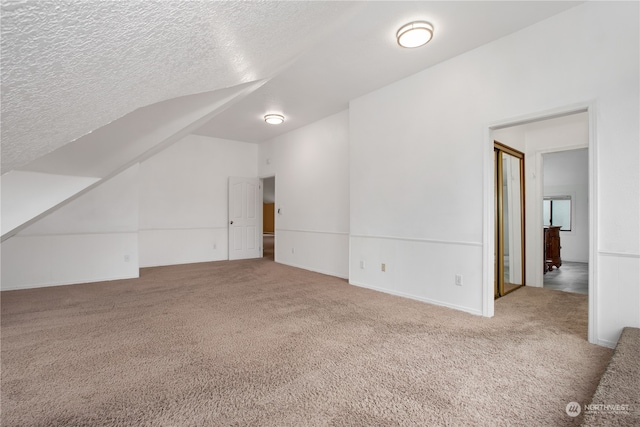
left=544, top=226, right=562, bottom=272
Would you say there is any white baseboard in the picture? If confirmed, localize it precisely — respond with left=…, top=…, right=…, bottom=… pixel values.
left=349, top=279, right=483, bottom=316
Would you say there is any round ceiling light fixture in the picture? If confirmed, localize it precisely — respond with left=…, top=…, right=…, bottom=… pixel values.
left=264, top=114, right=285, bottom=125
left=396, top=21, right=434, bottom=48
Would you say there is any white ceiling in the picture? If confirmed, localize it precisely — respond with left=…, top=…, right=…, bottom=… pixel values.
left=1, top=1, right=582, bottom=174
left=194, top=1, right=584, bottom=143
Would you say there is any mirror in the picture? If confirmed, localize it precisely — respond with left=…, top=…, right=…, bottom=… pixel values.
left=495, top=142, right=525, bottom=297
left=502, top=153, right=523, bottom=290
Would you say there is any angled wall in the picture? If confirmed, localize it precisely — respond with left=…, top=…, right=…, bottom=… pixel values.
left=1, top=83, right=264, bottom=241
left=1, top=165, right=139, bottom=290
left=1, top=171, right=99, bottom=236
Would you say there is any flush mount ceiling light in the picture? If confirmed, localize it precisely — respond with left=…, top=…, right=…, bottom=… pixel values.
left=396, top=21, right=434, bottom=48
left=264, top=114, right=285, bottom=125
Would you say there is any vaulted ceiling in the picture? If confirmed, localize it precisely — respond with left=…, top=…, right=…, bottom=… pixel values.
left=2, top=0, right=582, bottom=174
left=1, top=0, right=358, bottom=173
left=1, top=1, right=582, bottom=239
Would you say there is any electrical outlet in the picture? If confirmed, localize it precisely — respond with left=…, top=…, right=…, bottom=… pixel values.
left=213, top=243, right=217, bottom=249
left=455, top=274, right=463, bottom=286
left=291, top=247, right=295, bottom=254
left=360, top=260, right=365, bottom=269
left=124, top=254, right=130, bottom=262
left=381, top=263, right=386, bottom=272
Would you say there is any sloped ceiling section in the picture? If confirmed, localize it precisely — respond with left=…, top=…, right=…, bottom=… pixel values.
left=20, top=82, right=265, bottom=178
left=1, top=81, right=266, bottom=240
left=0, top=0, right=360, bottom=173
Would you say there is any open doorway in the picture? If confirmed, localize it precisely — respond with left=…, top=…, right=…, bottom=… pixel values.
left=542, top=148, right=589, bottom=295
left=489, top=109, right=591, bottom=337
left=492, top=111, right=589, bottom=288
left=262, top=176, right=275, bottom=261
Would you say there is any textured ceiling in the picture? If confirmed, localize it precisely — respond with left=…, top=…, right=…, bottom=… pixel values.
left=1, top=1, right=582, bottom=174
left=0, top=0, right=359, bottom=172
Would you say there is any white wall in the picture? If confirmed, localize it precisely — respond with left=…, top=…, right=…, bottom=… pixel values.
left=1, top=171, right=99, bottom=236
left=493, top=126, right=526, bottom=153
left=543, top=149, right=589, bottom=263
left=1, top=165, right=139, bottom=290
left=138, top=134, right=257, bottom=267
left=258, top=110, right=349, bottom=278
left=349, top=1, right=639, bottom=345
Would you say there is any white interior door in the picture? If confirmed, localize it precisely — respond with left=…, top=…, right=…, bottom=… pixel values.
left=228, top=177, right=262, bottom=260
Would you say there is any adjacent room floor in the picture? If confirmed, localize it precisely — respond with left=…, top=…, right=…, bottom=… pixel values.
left=543, top=261, right=588, bottom=294
left=263, top=234, right=274, bottom=261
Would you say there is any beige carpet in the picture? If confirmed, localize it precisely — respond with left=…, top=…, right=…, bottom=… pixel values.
left=582, top=327, right=640, bottom=426
left=2, top=259, right=612, bottom=426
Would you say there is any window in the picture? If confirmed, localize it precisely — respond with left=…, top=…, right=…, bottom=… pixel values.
left=543, top=196, right=572, bottom=231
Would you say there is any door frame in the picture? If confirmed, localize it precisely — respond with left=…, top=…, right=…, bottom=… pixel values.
left=483, top=101, right=598, bottom=344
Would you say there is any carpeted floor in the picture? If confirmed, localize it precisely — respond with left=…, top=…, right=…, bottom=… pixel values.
left=1, top=259, right=613, bottom=426
left=582, top=327, right=640, bottom=426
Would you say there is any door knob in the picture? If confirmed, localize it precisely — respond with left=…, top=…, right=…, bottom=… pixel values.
left=230, top=221, right=234, bottom=225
